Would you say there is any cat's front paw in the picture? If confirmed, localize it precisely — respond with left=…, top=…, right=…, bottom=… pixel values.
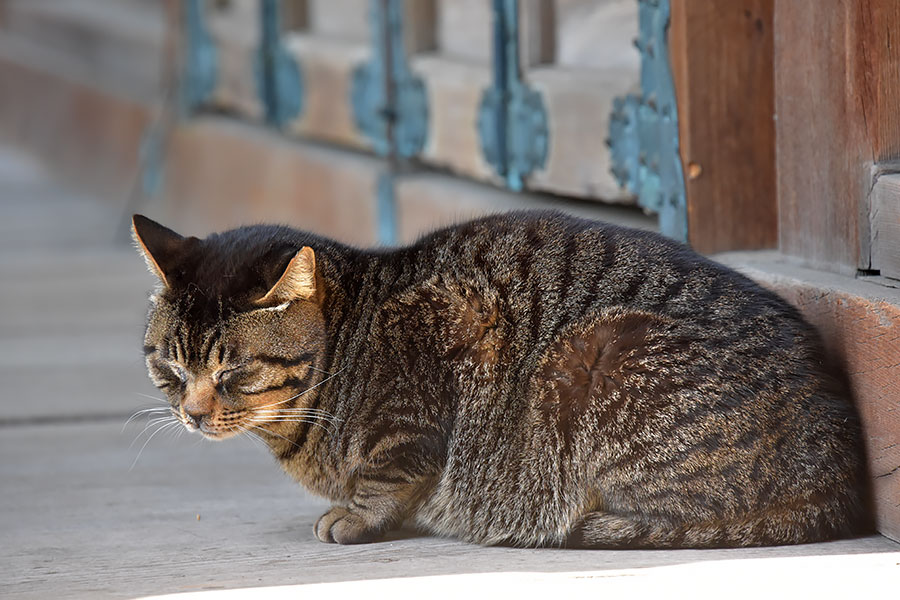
left=314, top=506, right=383, bottom=544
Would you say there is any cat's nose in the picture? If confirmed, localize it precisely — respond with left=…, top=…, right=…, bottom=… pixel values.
left=183, top=381, right=216, bottom=429
left=185, top=412, right=203, bottom=429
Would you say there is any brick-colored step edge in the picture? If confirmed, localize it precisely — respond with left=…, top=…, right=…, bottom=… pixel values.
left=718, top=252, right=900, bottom=543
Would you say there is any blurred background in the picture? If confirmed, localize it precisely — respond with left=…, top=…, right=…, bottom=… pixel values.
left=1, top=1, right=899, bottom=597
left=0, top=0, right=660, bottom=245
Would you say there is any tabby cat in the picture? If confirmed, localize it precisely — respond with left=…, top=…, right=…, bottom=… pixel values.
left=133, top=211, right=869, bottom=548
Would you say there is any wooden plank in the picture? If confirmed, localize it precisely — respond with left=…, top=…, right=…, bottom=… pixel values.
left=436, top=0, right=555, bottom=67
left=870, top=173, right=900, bottom=281
left=0, top=0, right=165, bottom=102
left=281, top=0, right=308, bottom=31
left=773, top=0, right=900, bottom=273
left=395, top=171, right=654, bottom=244
left=412, top=54, right=497, bottom=183
left=2, top=421, right=897, bottom=598
left=160, top=117, right=380, bottom=246
left=668, top=0, right=776, bottom=255
left=307, top=0, right=368, bottom=42
left=436, top=0, right=492, bottom=62
left=519, top=0, right=555, bottom=67
left=553, top=0, right=638, bottom=70
left=402, top=0, right=437, bottom=55
left=282, top=34, right=371, bottom=150
left=857, top=2, right=900, bottom=161
left=204, top=0, right=264, bottom=120
left=526, top=66, right=636, bottom=203
left=307, top=0, right=436, bottom=53
left=0, top=55, right=151, bottom=203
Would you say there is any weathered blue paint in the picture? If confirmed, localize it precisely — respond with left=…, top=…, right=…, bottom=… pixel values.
left=351, top=0, right=427, bottom=158
left=139, top=126, right=165, bottom=198
left=477, top=0, right=548, bottom=191
left=376, top=171, right=398, bottom=245
left=182, top=0, right=217, bottom=112
left=608, top=0, right=687, bottom=242
left=255, top=0, right=303, bottom=127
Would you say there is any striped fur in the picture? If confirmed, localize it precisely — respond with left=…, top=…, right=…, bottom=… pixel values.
left=134, top=211, right=871, bottom=548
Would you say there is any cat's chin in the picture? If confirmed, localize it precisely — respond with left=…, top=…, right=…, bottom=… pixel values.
left=200, top=430, right=236, bottom=441
left=190, top=426, right=238, bottom=441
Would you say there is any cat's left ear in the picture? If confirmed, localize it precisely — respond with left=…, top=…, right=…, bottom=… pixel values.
left=255, top=246, right=318, bottom=306
left=131, top=214, right=186, bottom=288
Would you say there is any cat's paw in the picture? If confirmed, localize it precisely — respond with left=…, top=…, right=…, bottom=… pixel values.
left=314, top=506, right=382, bottom=544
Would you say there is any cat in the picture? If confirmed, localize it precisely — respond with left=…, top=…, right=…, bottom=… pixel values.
left=132, top=210, right=870, bottom=548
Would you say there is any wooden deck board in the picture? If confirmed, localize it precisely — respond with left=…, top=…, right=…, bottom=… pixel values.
left=2, top=421, right=898, bottom=600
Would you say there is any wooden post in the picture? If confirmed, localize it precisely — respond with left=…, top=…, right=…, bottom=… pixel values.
left=773, top=0, right=900, bottom=274
left=669, top=0, right=777, bottom=255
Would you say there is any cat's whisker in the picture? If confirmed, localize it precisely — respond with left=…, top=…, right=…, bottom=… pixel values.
left=122, top=406, right=173, bottom=432
left=256, top=407, right=341, bottom=417
left=247, top=424, right=306, bottom=449
left=250, top=415, right=338, bottom=437
left=241, top=428, right=270, bottom=453
left=128, top=412, right=182, bottom=449
left=129, top=419, right=180, bottom=471
left=257, top=367, right=348, bottom=412
left=132, top=392, right=169, bottom=404
left=254, top=409, right=342, bottom=424
left=251, top=414, right=337, bottom=436
left=128, top=417, right=166, bottom=449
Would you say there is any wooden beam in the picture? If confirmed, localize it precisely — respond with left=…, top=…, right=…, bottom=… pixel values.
left=669, top=0, right=777, bottom=255
left=773, top=0, right=900, bottom=273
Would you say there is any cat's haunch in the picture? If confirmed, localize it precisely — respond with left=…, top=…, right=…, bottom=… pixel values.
left=134, top=210, right=870, bottom=548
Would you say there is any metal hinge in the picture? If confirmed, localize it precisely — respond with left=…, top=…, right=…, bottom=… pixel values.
left=608, top=0, right=687, bottom=242
left=182, top=0, right=217, bottom=112
left=255, top=0, right=304, bottom=127
left=477, top=0, right=549, bottom=192
left=351, top=0, right=428, bottom=158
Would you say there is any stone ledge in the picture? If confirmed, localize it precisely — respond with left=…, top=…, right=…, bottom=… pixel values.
left=716, top=251, right=900, bottom=543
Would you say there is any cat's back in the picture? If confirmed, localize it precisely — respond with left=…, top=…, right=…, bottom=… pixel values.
left=405, top=210, right=801, bottom=337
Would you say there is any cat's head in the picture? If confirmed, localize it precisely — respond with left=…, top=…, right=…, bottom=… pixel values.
left=132, top=215, right=329, bottom=441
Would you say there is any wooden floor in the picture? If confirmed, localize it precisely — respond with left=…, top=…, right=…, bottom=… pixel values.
left=1, top=145, right=898, bottom=600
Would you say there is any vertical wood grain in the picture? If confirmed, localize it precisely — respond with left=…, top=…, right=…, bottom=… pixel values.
left=669, top=0, right=777, bottom=255
left=774, top=0, right=900, bottom=273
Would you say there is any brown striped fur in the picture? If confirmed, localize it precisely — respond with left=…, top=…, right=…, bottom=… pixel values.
left=132, top=211, right=870, bottom=548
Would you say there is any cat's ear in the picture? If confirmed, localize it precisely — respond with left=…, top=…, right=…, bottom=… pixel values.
left=255, top=246, right=318, bottom=306
left=131, top=214, right=185, bottom=288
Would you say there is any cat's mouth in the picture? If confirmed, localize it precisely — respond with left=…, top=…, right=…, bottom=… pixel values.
left=198, top=428, right=233, bottom=441
left=178, top=416, right=240, bottom=441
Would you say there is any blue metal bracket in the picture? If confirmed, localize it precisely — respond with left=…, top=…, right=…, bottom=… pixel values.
left=182, top=0, right=217, bottom=112
left=351, top=0, right=428, bottom=158
left=376, top=171, right=398, bottom=246
left=139, top=125, right=165, bottom=198
left=255, top=0, right=304, bottom=127
left=477, top=0, right=549, bottom=192
left=608, top=0, right=687, bottom=242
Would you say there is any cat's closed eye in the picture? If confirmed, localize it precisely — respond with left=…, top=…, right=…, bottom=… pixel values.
left=149, top=360, right=187, bottom=390
left=213, top=366, right=245, bottom=386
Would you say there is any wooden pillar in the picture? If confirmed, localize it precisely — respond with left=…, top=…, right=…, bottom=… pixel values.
left=773, top=0, right=900, bottom=274
left=669, top=0, right=777, bottom=255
